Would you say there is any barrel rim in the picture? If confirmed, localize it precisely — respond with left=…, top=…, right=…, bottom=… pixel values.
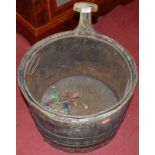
left=18, top=30, right=138, bottom=120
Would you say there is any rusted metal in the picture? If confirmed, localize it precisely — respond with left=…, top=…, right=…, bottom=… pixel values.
left=18, top=2, right=137, bottom=153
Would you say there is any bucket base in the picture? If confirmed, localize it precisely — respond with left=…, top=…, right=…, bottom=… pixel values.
left=41, top=75, right=117, bottom=116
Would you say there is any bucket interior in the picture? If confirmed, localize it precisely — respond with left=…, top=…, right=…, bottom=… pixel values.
left=25, top=37, right=131, bottom=115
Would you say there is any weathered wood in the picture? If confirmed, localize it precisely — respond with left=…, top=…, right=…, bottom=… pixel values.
left=18, top=2, right=137, bottom=153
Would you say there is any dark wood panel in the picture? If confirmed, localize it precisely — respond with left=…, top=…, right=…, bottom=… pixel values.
left=31, top=0, right=49, bottom=27
left=17, top=0, right=50, bottom=27
left=16, top=0, right=37, bottom=26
